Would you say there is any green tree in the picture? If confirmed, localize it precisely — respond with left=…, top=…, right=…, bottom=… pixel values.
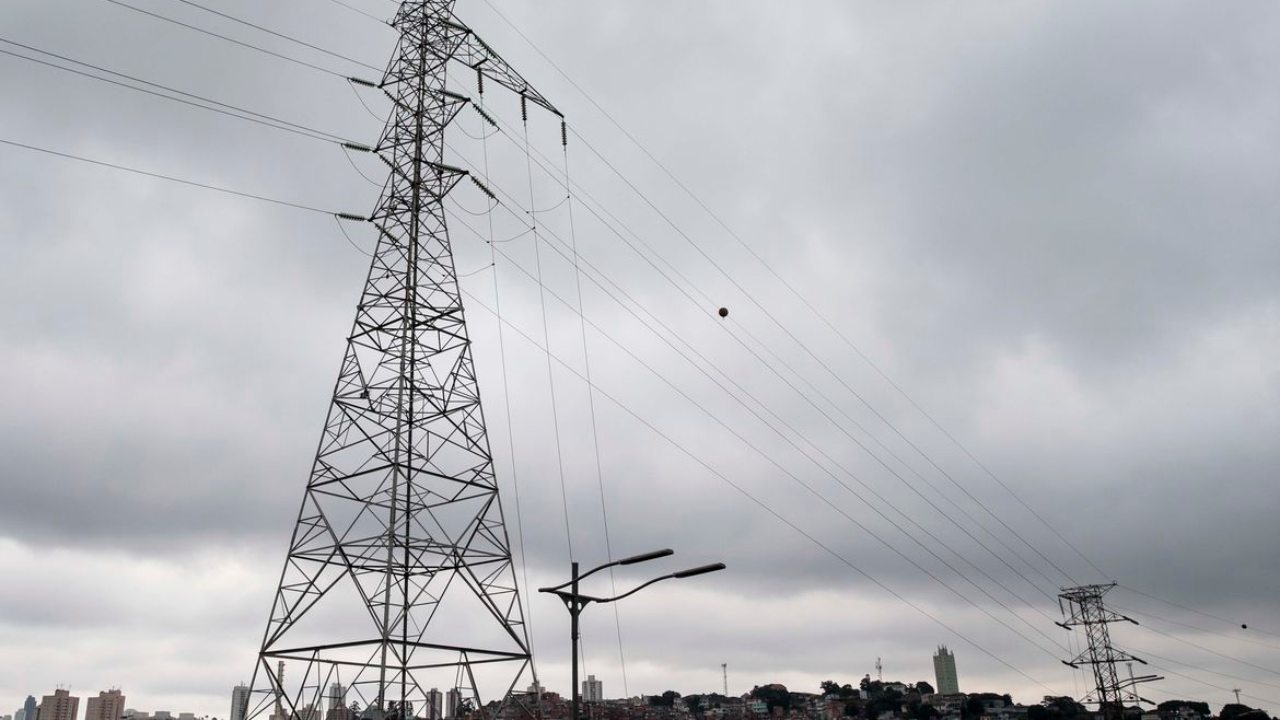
left=751, top=686, right=791, bottom=714
left=1220, top=705, right=1267, bottom=720
left=822, top=682, right=843, bottom=697
left=650, top=692, right=681, bottom=708
left=916, top=683, right=935, bottom=696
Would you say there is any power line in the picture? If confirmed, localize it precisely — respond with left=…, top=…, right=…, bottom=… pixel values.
left=1112, top=602, right=1280, bottom=654
left=454, top=281, right=1060, bottom=694
left=1117, top=585, right=1280, bottom=641
left=0, top=136, right=345, bottom=215
left=0, top=37, right=349, bottom=145
left=163, top=0, right=382, bottom=72
left=478, top=0, right=1104, bottom=584
left=102, top=0, right=350, bottom=78
left=445, top=185, right=1074, bottom=664
left=321, top=0, right=390, bottom=25
left=462, top=111, right=1074, bottom=614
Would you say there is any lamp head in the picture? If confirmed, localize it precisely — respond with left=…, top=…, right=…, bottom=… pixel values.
left=672, top=562, right=726, bottom=579
left=619, top=548, right=674, bottom=566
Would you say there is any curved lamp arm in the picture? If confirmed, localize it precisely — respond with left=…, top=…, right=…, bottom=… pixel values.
left=596, top=563, right=726, bottom=605
left=539, top=549, right=675, bottom=593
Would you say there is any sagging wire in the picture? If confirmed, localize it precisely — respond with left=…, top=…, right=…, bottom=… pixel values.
left=562, top=117, right=631, bottom=696
left=334, top=214, right=374, bottom=257
left=476, top=75, right=541, bottom=688
left=341, top=143, right=385, bottom=188
left=456, top=262, right=495, bottom=279
left=347, top=77, right=386, bottom=122
left=521, top=93, right=575, bottom=562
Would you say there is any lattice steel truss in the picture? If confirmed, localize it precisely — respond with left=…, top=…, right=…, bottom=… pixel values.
left=244, top=3, right=559, bottom=720
left=1058, top=583, right=1162, bottom=720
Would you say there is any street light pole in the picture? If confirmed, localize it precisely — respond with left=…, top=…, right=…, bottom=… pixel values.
left=540, top=550, right=725, bottom=720
left=570, top=560, right=580, bottom=720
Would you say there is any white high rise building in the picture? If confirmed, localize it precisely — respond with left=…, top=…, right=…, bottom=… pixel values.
left=230, top=685, right=251, bottom=720
left=933, top=645, right=960, bottom=695
left=582, top=676, right=603, bottom=703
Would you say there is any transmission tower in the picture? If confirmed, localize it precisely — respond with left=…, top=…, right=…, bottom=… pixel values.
left=1058, top=584, right=1162, bottom=720
left=243, top=3, right=559, bottom=720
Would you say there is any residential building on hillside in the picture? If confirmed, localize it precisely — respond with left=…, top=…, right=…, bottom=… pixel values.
left=85, top=690, right=126, bottom=720
left=583, top=676, right=603, bottom=703
left=933, top=646, right=960, bottom=695
left=40, top=690, right=80, bottom=720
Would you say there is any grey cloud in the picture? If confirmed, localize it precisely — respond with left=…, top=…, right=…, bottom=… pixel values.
left=2, top=0, right=1279, bottom=717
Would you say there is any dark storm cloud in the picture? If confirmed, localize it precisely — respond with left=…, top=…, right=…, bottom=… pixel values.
left=2, top=0, right=1278, bottom=717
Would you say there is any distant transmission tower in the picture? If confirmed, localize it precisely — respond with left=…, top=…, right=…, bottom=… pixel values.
left=244, top=2, right=559, bottom=720
left=1058, top=584, right=1162, bottom=720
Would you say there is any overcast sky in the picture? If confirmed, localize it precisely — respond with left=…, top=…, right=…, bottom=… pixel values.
left=1, top=0, right=1279, bottom=718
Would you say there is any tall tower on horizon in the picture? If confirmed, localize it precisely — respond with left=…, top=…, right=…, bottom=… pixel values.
left=242, top=2, right=561, bottom=720
left=933, top=645, right=960, bottom=695
left=582, top=676, right=603, bottom=703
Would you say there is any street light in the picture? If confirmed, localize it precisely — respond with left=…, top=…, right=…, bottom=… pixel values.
left=539, top=550, right=726, bottom=720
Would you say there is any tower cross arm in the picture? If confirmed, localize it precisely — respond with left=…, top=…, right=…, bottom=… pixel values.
left=441, top=16, right=561, bottom=117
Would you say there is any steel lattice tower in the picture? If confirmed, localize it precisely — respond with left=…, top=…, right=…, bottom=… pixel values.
left=244, top=3, right=559, bottom=720
left=1058, top=584, right=1162, bottom=720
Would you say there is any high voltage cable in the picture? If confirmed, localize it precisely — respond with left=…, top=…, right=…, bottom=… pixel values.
left=442, top=133, right=1076, bottom=638
left=103, top=0, right=349, bottom=77
left=444, top=192, right=1073, bottom=662
left=1118, top=584, right=1280, bottom=640
left=1130, top=621, right=1280, bottom=679
left=1139, top=660, right=1280, bottom=709
left=476, top=0, right=1108, bottom=584
left=474, top=89, right=540, bottom=687
left=451, top=283, right=1059, bottom=693
left=322, top=0, right=390, bottom=25
left=0, top=38, right=349, bottom=145
left=443, top=140, right=1083, bottom=674
left=1111, top=602, right=1280, bottom=653
left=0, top=136, right=343, bottom=215
left=519, top=108, right=575, bottom=564
left=468, top=101, right=1067, bottom=601
left=567, top=123, right=1084, bottom=589
left=465, top=110, right=1071, bottom=610
left=1138, top=649, right=1280, bottom=693
left=164, top=0, right=382, bottom=72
